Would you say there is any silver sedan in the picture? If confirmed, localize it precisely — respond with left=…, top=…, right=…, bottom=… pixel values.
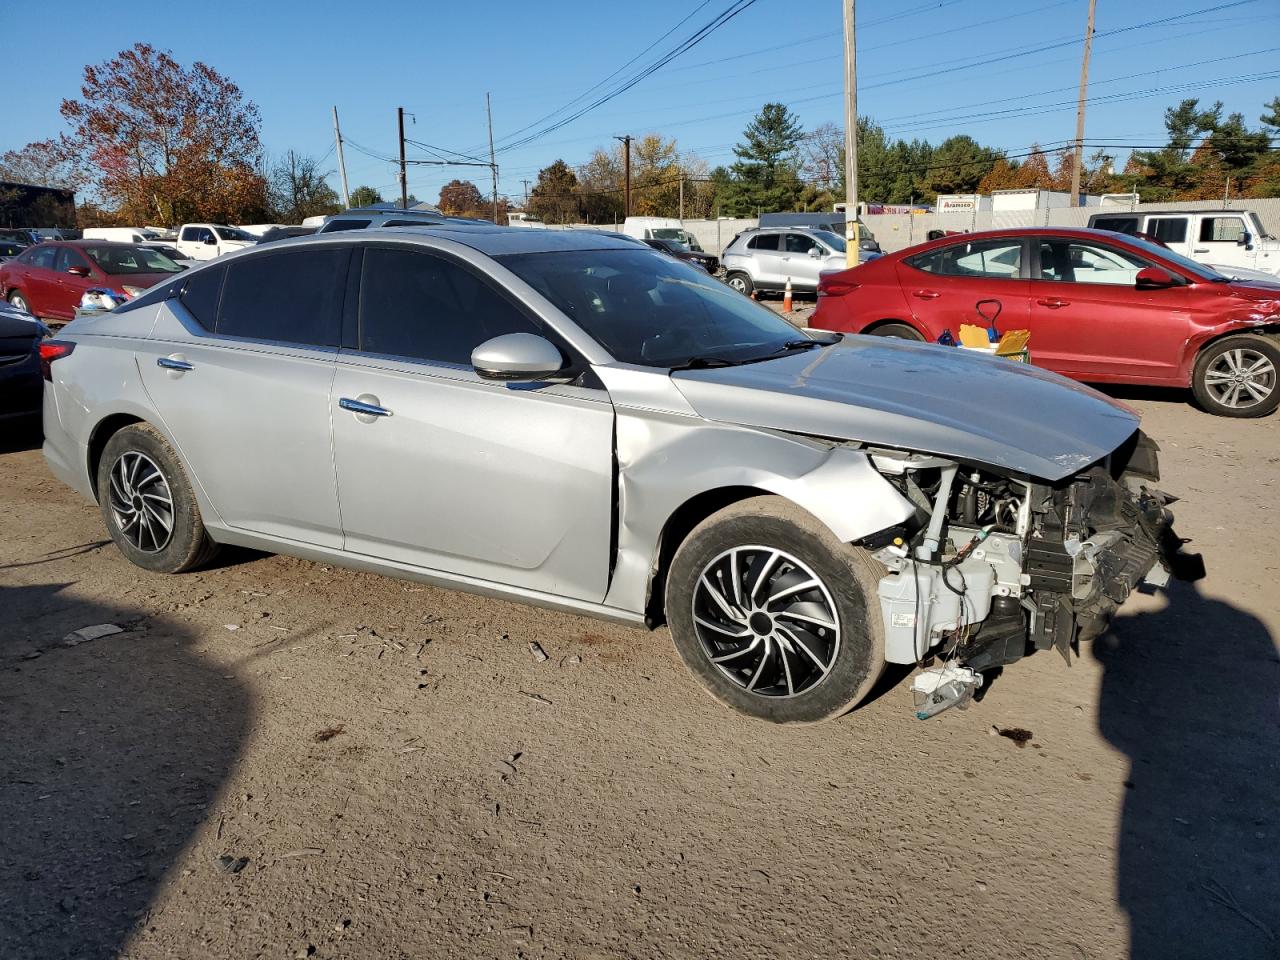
left=40, top=227, right=1195, bottom=723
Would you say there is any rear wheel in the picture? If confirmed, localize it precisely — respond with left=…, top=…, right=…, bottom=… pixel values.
left=725, top=272, right=754, bottom=297
left=665, top=497, right=886, bottom=724
left=1191, top=335, right=1279, bottom=418
left=868, top=322, right=925, bottom=341
left=97, top=423, right=219, bottom=573
left=8, top=291, right=30, bottom=314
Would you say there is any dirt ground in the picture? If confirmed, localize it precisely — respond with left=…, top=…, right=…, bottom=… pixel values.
left=2, top=386, right=1277, bottom=960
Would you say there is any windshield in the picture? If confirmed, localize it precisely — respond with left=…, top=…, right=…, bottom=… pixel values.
left=651, top=227, right=703, bottom=251
left=499, top=248, right=807, bottom=367
left=84, top=245, right=184, bottom=275
left=214, top=225, right=256, bottom=241
left=813, top=230, right=846, bottom=253
left=1118, top=234, right=1225, bottom=281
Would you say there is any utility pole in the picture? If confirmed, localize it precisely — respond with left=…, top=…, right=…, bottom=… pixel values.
left=521, top=180, right=531, bottom=207
left=843, top=0, right=859, bottom=267
left=486, top=93, right=499, bottom=223
left=397, top=106, right=408, bottom=209
left=614, top=135, right=633, bottom=217
left=332, top=106, right=351, bottom=208
left=678, top=166, right=685, bottom=221
left=1069, top=0, right=1097, bottom=207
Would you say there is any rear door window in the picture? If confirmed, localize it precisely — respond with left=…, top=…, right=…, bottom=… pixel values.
left=28, top=246, right=58, bottom=270
left=217, top=249, right=347, bottom=346
left=54, top=248, right=92, bottom=273
left=1148, top=218, right=1188, bottom=245
left=747, top=233, right=780, bottom=251
left=358, top=246, right=541, bottom=366
left=907, top=238, right=1023, bottom=279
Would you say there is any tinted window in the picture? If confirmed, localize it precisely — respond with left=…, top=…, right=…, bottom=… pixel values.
left=27, top=246, right=57, bottom=270
left=179, top=227, right=199, bottom=242
left=785, top=233, right=821, bottom=255
left=908, top=238, right=1023, bottom=279
left=747, top=233, right=779, bottom=251
left=1091, top=216, right=1139, bottom=235
left=1199, top=217, right=1246, bottom=243
left=1038, top=239, right=1155, bottom=285
left=84, top=245, right=183, bottom=275
left=1149, top=218, right=1187, bottom=244
left=322, top=219, right=372, bottom=233
left=359, top=247, right=541, bottom=365
left=500, top=248, right=806, bottom=368
left=55, top=248, right=91, bottom=272
left=179, top=265, right=226, bottom=329
left=0, top=242, right=22, bottom=256
left=217, top=249, right=346, bottom=346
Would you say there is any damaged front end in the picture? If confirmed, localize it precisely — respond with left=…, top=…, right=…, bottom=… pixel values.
left=862, top=431, right=1203, bottom=718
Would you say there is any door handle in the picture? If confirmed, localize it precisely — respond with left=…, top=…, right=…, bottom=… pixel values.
left=339, top=396, right=392, bottom=418
left=157, top=356, right=193, bottom=371
left=912, top=289, right=941, bottom=300
left=1036, top=298, right=1070, bottom=308
left=1193, top=247, right=1209, bottom=253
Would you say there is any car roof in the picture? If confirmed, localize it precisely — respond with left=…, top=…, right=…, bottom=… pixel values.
left=899, top=226, right=1160, bottom=252
left=1090, top=209, right=1248, bottom=216
left=365, top=225, right=640, bottom=255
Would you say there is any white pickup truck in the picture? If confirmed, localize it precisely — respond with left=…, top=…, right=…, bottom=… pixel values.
left=1088, top=208, right=1280, bottom=279
left=175, top=223, right=258, bottom=261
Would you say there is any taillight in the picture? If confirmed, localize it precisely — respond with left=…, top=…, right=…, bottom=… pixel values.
left=39, top=339, right=75, bottom=381
left=817, top=274, right=860, bottom=298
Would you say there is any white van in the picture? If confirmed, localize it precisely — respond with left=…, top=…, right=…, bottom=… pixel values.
left=1088, top=208, right=1280, bottom=278
left=83, top=227, right=160, bottom=243
left=621, top=217, right=705, bottom=251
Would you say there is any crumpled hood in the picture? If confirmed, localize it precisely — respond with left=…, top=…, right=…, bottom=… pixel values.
left=670, top=336, right=1140, bottom=481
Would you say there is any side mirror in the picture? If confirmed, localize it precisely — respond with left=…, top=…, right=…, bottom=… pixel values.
left=204, top=235, right=217, bottom=245
left=1238, top=231, right=1252, bottom=248
left=808, top=247, right=823, bottom=259
left=67, top=265, right=91, bottom=277
left=1135, top=266, right=1175, bottom=290
left=472, top=333, right=566, bottom=382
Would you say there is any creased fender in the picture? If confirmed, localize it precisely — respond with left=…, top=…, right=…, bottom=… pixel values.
left=601, top=406, right=914, bottom=615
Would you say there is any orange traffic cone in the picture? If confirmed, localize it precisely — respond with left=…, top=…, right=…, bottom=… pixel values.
left=782, top=277, right=793, bottom=313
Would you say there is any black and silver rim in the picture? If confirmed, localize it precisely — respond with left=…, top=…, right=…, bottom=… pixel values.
left=691, top=546, right=840, bottom=698
left=1204, top=347, right=1276, bottom=409
left=108, top=451, right=175, bottom=553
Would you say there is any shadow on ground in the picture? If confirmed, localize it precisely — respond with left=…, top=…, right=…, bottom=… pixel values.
left=0, top=417, right=42, bottom=455
left=1097, top=582, right=1279, bottom=958
left=0, top=582, right=249, bottom=960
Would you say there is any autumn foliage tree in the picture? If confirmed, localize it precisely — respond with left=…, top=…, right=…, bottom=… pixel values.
left=59, top=43, right=267, bottom=225
left=438, top=179, right=486, bottom=216
left=529, top=160, right=581, bottom=224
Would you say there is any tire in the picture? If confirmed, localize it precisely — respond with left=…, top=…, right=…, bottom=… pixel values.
left=665, top=496, right=886, bottom=724
left=1191, top=334, right=1280, bottom=418
left=96, top=423, right=219, bottom=573
left=868, top=322, right=925, bottom=341
left=8, top=290, right=31, bottom=314
left=725, top=272, right=754, bottom=296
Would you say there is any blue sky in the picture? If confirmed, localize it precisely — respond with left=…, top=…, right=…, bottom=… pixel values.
left=5, top=0, right=1278, bottom=205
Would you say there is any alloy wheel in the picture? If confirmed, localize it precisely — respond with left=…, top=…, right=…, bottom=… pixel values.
left=727, top=276, right=748, bottom=293
left=107, top=451, right=175, bottom=553
left=1203, top=348, right=1276, bottom=410
left=691, top=545, right=841, bottom=698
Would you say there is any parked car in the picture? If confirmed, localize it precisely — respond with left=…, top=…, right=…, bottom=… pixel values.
left=39, top=227, right=1194, bottom=723
left=0, top=241, right=185, bottom=323
left=1088, top=208, right=1279, bottom=278
left=175, top=223, right=258, bottom=261
left=621, top=216, right=707, bottom=251
left=0, top=240, right=27, bottom=262
left=317, top=208, right=493, bottom=234
left=642, top=237, right=719, bottom=273
left=0, top=301, right=46, bottom=425
left=759, top=212, right=881, bottom=254
left=83, top=227, right=161, bottom=243
left=0, top=229, right=40, bottom=246
left=811, top=227, right=1280, bottom=418
left=721, top=227, right=855, bottom=297
left=258, top=225, right=318, bottom=243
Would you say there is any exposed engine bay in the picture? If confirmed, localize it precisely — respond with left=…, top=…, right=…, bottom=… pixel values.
left=860, top=430, right=1203, bottom=717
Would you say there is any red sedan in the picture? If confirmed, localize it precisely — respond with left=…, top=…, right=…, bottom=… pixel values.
left=0, top=240, right=184, bottom=324
left=812, top=227, right=1280, bottom=418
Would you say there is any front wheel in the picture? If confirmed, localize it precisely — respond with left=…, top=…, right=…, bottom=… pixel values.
left=97, top=423, right=219, bottom=573
left=665, top=497, right=886, bottom=723
left=1191, top=335, right=1279, bottom=418
left=725, top=272, right=754, bottom=296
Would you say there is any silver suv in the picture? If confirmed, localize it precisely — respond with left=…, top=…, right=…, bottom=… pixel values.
left=721, top=227, right=850, bottom=297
